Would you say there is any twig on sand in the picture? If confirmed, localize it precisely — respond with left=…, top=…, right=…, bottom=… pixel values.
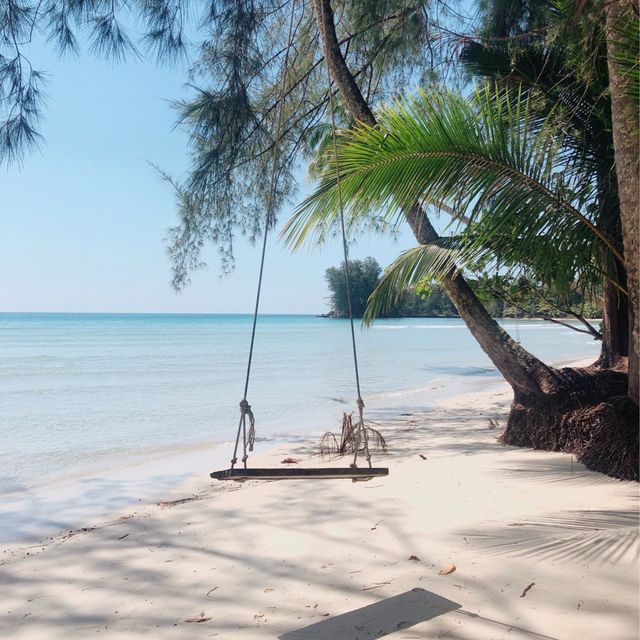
left=362, top=582, right=391, bottom=591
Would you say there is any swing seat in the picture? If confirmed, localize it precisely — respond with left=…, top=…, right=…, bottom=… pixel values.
left=210, top=467, right=389, bottom=482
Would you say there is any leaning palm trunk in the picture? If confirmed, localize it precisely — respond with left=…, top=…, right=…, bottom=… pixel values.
left=308, top=0, right=638, bottom=479
left=605, top=0, right=639, bottom=406
left=313, top=0, right=560, bottom=395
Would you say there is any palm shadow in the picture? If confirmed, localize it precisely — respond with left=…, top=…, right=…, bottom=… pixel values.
left=459, top=509, right=639, bottom=564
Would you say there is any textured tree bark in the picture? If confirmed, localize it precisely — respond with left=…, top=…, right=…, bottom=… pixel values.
left=313, top=0, right=560, bottom=396
left=598, top=273, right=629, bottom=368
left=595, top=169, right=629, bottom=368
left=605, top=0, right=639, bottom=406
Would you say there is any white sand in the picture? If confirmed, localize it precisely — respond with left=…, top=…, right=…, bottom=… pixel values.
left=1, top=376, right=638, bottom=639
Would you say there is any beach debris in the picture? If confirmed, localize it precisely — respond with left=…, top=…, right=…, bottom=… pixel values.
left=117, top=533, right=129, bottom=540
left=253, top=612, right=265, bottom=620
left=408, top=555, right=421, bottom=562
left=319, top=413, right=388, bottom=457
left=438, top=564, right=457, bottom=575
left=158, top=495, right=199, bottom=508
left=520, top=582, right=535, bottom=598
left=280, top=457, right=300, bottom=464
left=62, top=526, right=96, bottom=540
left=419, top=454, right=427, bottom=460
left=371, top=520, right=382, bottom=530
left=206, top=587, right=218, bottom=597
left=362, top=582, right=391, bottom=591
left=185, top=612, right=211, bottom=623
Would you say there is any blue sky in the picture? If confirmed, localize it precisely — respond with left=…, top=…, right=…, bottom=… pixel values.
left=1, top=38, right=418, bottom=314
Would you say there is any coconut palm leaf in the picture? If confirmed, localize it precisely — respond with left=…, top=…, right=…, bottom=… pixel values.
left=362, top=243, right=459, bottom=324
left=460, top=39, right=612, bottom=175
left=281, top=84, right=622, bottom=298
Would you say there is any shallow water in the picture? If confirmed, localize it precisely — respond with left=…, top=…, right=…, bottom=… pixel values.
left=0, top=313, right=599, bottom=495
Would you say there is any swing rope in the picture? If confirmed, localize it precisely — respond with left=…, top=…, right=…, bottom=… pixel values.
left=230, top=0, right=373, bottom=472
left=317, top=0, right=372, bottom=470
left=230, top=0, right=298, bottom=470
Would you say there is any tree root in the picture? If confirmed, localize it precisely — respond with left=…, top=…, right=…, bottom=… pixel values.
left=501, top=368, right=638, bottom=480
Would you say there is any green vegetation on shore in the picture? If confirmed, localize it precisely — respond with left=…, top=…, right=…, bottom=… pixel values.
left=325, top=258, right=602, bottom=331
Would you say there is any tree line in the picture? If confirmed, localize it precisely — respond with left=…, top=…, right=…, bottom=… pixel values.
left=325, top=257, right=602, bottom=328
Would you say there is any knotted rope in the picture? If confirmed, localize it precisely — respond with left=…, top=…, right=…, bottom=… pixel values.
left=318, top=0, right=372, bottom=470
left=229, top=0, right=298, bottom=471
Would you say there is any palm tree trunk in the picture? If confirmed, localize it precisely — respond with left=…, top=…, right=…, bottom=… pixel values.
left=605, top=0, right=639, bottom=406
left=599, top=272, right=629, bottom=368
left=595, top=167, right=629, bottom=369
left=313, top=0, right=560, bottom=397
left=313, top=0, right=638, bottom=479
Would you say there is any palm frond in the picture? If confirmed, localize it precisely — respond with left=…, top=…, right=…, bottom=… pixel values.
left=460, top=38, right=611, bottom=169
left=363, top=243, right=460, bottom=325
left=282, top=84, right=622, bottom=296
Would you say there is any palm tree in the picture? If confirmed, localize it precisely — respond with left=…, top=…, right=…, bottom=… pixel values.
left=604, top=0, right=639, bottom=406
left=283, top=85, right=637, bottom=480
left=459, top=27, right=628, bottom=371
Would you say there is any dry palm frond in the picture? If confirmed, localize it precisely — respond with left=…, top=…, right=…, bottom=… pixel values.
left=319, top=412, right=388, bottom=457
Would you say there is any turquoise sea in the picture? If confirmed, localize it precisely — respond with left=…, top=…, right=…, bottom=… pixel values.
left=0, top=313, right=600, bottom=496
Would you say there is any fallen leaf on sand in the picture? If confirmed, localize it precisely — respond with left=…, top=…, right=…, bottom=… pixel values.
left=185, top=612, right=211, bottom=623
left=438, top=564, right=456, bottom=575
left=281, top=458, right=299, bottom=464
left=419, top=454, right=427, bottom=460
left=408, top=555, right=421, bottom=561
left=520, top=582, right=535, bottom=598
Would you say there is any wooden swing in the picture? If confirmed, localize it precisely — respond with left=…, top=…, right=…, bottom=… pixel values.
left=210, top=0, right=388, bottom=483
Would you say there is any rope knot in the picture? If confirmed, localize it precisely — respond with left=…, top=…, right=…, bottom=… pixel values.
left=239, top=399, right=256, bottom=453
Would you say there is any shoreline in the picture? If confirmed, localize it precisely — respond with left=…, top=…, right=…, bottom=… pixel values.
left=1, top=363, right=636, bottom=639
left=0, top=373, right=507, bottom=545
left=0, top=357, right=598, bottom=552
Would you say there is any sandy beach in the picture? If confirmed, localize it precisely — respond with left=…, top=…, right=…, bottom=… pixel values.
left=1, top=375, right=638, bottom=639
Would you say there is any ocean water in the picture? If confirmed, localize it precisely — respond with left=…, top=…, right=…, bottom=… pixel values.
left=0, top=313, right=600, bottom=496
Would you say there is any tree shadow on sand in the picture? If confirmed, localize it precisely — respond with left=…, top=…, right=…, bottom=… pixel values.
left=459, top=508, right=639, bottom=565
